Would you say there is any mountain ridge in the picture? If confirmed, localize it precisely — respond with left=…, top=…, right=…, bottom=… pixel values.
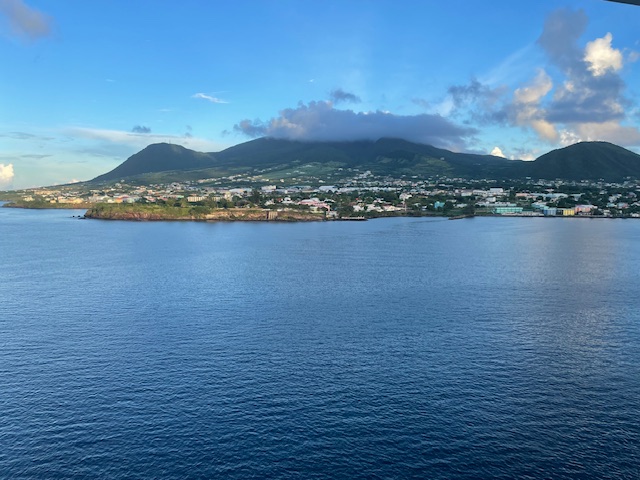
left=90, top=138, right=640, bottom=184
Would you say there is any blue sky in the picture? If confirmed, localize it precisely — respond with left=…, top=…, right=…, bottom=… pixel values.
left=1, top=0, right=639, bottom=189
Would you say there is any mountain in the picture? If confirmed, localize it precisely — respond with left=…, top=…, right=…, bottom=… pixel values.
left=90, top=137, right=522, bottom=184
left=89, top=138, right=640, bottom=185
left=529, top=141, right=640, bottom=181
left=206, top=137, right=524, bottom=178
left=92, top=143, right=215, bottom=182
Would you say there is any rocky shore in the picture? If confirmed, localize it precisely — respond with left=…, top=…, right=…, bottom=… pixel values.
left=83, top=205, right=326, bottom=222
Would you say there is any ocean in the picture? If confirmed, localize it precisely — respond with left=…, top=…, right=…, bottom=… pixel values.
left=1, top=206, right=639, bottom=479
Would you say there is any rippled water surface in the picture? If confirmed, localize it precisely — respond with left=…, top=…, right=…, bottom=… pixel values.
left=1, top=208, right=640, bottom=479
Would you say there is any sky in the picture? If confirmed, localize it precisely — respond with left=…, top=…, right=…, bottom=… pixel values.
left=1, top=0, right=640, bottom=189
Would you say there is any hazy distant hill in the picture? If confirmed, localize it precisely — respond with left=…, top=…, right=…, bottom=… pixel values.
left=528, top=141, right=640, bottom=181
left=89, top=137, right=640, bottom=184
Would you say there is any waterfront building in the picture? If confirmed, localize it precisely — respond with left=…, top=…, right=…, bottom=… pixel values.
left=574, top=205, right=593, bottom=214
left=493, top=206, right=524, bottom=215
left=558, top=208, right=576, bottom=216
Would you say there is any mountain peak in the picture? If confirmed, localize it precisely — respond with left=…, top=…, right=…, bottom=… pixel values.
left=92, top=143, right=215, bottom=182
left=532, top=141, right=640, bottom=180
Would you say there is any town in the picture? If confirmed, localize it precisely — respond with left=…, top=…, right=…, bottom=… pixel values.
left=4, top=167, right=640, bottom=219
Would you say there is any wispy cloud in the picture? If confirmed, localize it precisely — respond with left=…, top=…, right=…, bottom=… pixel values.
left=0, top=0, right=52, bottom=40
left=66, top=127, right=227, bottom=153
left=0, top=131, right=53, bottom=141
left=192, top=93, right=228, bottom=104
left=19, top=153, right=51, bottom=160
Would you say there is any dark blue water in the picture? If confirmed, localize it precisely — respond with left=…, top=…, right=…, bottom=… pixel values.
left=1, top=207, right=640, bottom=479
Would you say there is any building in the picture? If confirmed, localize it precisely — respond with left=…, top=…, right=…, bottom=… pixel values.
left=493, top=206, right=523, bottom=215
left=574, top=205, right=593, bottom=214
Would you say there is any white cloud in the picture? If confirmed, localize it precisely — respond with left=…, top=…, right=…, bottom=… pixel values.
left=512, top=69, right=558, bottom=142
left=485, top=10, right=638, bottom=147
left=0, top=163, right=15, bottom=185
left=560, top=129, right=582, bottom=146
left=584, top=33, right=623, bottom=77
left=192, top=93, right=228, bottom=104
left=515, top=152, right=536, bottom=161
left=490, top=147, right=506, bottom=158
left=514, top=69, right=553, bottom=104
left=530, top=119, right=559, bottom=142
left=0, top=0, right=51, bottom=40
left=574, top=121, right=640, bottom=146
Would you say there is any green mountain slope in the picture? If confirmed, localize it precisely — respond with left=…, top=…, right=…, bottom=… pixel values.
left=90, top=137, right=521, bottom=184
left=528, top=141, right=640, bottom=181
left=213, top=137, right=521, bottom=177
left=92, top=143, right=216, bottom=182
left=88, top=137, right=640, bottom=185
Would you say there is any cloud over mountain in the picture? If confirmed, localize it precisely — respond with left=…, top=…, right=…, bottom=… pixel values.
left=234, top=101, right=476, bottom=150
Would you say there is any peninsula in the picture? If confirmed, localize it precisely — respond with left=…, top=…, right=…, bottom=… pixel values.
left=83, top=203, right=325, bottom=222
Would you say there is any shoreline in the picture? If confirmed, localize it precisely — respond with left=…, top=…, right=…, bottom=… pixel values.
left=83, top=205, right=326, bottom=222
left=3, top=202, right=638, bottom=221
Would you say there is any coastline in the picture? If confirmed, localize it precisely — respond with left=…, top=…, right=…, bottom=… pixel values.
left=83, top=204, right=326, bottom=222
left=3, top=201, right=638, bottom=221
left=2, top=201, right=93, bottom=210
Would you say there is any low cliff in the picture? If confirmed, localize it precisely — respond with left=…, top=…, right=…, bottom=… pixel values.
left=84, top=204, right=325, bottom=222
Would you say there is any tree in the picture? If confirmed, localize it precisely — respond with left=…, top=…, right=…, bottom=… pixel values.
left=249, top=189, right=262, bottom=206
left=556, top=196, right=576, bottom=208
left=442, top=201, right=454, bottom=214
left=338, top=204, right=354, bottom=217
left=205, top=197, right=219, bottom=208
